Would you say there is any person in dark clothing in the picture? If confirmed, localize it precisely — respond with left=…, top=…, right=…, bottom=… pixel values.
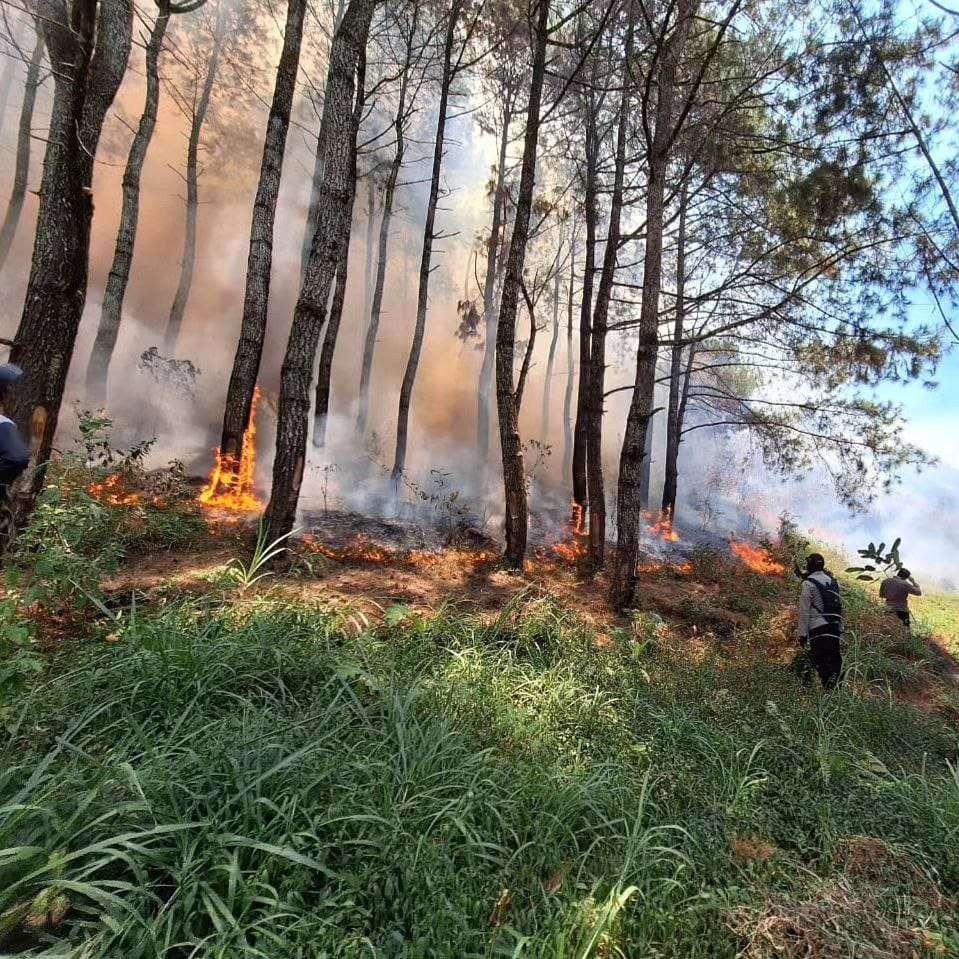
left=0, top=363, right=30, bottom=517
left=795, top=553, right=844, bottom=690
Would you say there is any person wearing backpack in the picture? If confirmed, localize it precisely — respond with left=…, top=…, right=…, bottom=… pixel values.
left=795, top=553, right=844, bottom=690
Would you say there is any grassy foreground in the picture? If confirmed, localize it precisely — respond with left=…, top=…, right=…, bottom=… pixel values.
left=1, top=441, right=957, bottom=957
left=2, top=584, right=958, bottom=957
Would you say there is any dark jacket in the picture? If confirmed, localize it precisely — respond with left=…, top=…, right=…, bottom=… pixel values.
left=0, top=415, right=29, bottom=486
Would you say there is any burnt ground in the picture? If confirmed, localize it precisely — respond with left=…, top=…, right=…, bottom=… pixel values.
left=93, top=508, right=959, bottom=725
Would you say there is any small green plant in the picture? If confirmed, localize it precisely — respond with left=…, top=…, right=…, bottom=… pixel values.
left=224, top=521, right=296, bottom=592
left=0, top=598, right=41, bottom=705
left=847, top=537, right=905, bottom=582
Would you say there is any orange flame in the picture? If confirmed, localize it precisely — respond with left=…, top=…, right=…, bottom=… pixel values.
left=637, top=559, right=693, bottom=575
left=199, top=388, right=264, bottom=513
left=88, top=473, right=142, bottom=507
left=549, top=501, right=588, bottom=563
left=730, top=540, right=785, bottom=576
left=644, top=509, right=680, bottom=543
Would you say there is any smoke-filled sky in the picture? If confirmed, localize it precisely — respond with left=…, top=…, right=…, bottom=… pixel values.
left=0, top=1, right=956, bottom=587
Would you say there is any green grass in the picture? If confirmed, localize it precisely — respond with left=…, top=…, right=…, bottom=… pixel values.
left=913, top=592, right=959, bottom=653
left=2, top=590, right=957, bottom=958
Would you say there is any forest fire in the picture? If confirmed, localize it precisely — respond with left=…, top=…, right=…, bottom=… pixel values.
left=644, top=509, right=681, bottom=543
left=730, top=541, right=786, bottom=576
left=637, top=559, right=694, bottom=576
left=550, top=502, right=588, bottom=562
left=87, top=473, right=143, bottom=507
left=199, top=388, right=264, bottom=513
left=303, top=533, right=392, bottom=564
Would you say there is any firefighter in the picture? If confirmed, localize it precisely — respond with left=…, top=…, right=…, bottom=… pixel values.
left=795, top=553, right=844, bottom=690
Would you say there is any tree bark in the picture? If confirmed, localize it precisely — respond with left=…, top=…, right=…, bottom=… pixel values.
left=215, top=0, right=307, bottom=472
left=8, top=0, right=133, bottom=508
left=163, top=12, right=224, bottom=354
left=355, top=9, right=417, bottom=436
left=84, top=2, right=169, bottom=403
left=540, top=225, right=563, bottom=439
left=362, top=180, right=376, bottom=328
left=0, top=28, right=43, bottom=273
left=392, top=0, right=461, bottom=480
left=661, top=182, right=688, bottom=517
left=495, top=0, right=550, bottom=568
left=571, top=92, right=598, bottom=511
left=312, top=233, right=350, bottom=448
left=611, top=0, right=695, bottom=609
left=476, top=96, right=512, bottom=463
left=585, top=3, right=634, bottom=566
left=639, top=410, right=654, bottom=507
left=562, top=225, right=576, bottom=482
left=298, top=0, right=347, bottom=281
left=265, top=0, right=373, bottom=540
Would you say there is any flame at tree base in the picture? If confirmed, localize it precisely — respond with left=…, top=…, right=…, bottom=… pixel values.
left=199, top=387, right=264, bottom=513
left=643, top=508, right=680, bottom=543
left=549, top=502, right=588, bottom=563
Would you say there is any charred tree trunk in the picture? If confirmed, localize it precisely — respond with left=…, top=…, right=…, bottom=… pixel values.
left=163, top=16, right=223, bottom=354
left=611, top=0, right=695, bottom=609
left=496, top=0, right=550, bottom=569
left=661, top=183, right=688, bottom=517
left=8, top=0, right=133, bottom=508
left=540, top=226, right=563, bottom=439
left=392, top=0, right=461, bottom=480
left=584, top=5, right=633, bottom=566
left=84, top=1, right=170, bottom=403
left=355, top=21, right=416, bottom=436
left=0, top=28, right=44, bottom=273
left=312, top=239, right=350, bottom=448
left=216, top=0, right=307, bottom=471
left=562, top=226, right=576, bottom=481
left=265, top=0, right=373, bottom=540
left=571, top=99, right=598, bottom=511
left=476, top=97, right=512, bottom=462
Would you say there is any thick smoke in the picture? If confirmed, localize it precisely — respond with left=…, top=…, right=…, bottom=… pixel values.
left=0, top=8, right=954, bottom=588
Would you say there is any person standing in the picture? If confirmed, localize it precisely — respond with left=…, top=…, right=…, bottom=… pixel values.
left=0, top=362, right=30, bottom=552
left=879, top=568, right=922, bottom=629
left=795, top=553, right=844, bottom=690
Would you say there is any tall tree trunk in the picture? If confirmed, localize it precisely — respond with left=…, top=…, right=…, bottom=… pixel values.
left=362, top=180, right=376, bottom=328
left=312, top=238, right=350, bottom=447
left=215, top=0, right=307, bottom=474
left=298, top=0, right=348, bottom=280
left=355, top=19, right=416, bottom=435
left=572, top=96, right=598, bottom=511
left=584, top=5, right=634, bottom=566
left=392, top=0, right=461, bottom=480
left=562, top=226, right=576, bottom=481
left=265, top=0, right=373, bottom=540
left=496, top=0, right=550, bottom=569
left=639, top=411, right=654, bottom=507
left=0, top=42, right=16, bottom=137
left=541, top=226, right=563, bottom=439
left=661, top=182, right=688, bottom=517
left=0, top=28, right=43, bottom=273
left=84, top=2, right=169, bottom=403
left=476, top=98, right=511, bottom=462
left=611, top=0, right=695, bottom=609
left=163, top=16, right=223, bottom=354
left=8, top=0, right=133, bottom=509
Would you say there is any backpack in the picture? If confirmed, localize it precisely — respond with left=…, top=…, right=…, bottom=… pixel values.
left=805, top=574, right=843, bottom=632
